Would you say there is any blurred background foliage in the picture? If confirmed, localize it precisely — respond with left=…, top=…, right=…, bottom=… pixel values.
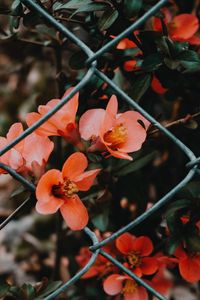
left=0, top=0, right=200, bottom=299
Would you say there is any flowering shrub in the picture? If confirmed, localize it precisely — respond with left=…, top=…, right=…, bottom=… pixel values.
left=0, top=0, right=200, bottom=299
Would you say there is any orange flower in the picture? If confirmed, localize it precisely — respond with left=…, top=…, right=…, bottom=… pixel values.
left=151, top=76, right=168, bottom=95
left=76, top=230, right=118, bottom=279
left=26, top=88, right=80, bottom=145
left=35, top=152, right=101, bottom=230
left=146, top=269, right=173, bottom=299
left=79, top=96, right=150, bottom=160
left=103, top=274, right=148, bottom=300
left=174, top=246, right=200, bottom=283
left=116, top=233, right=158, bottom=277
left=153, top=9, right=199, bottom=43
left=76, top=245, right=117, bottom=279
left=117, top=38, right=137, bottom=50
left=146, top=252, right=176, bottom=297
left=0, top=123, right=24, bottom=174
left=123, top=60, right=137, bottom=72
left=116, top=34, right=142, bottom=72
left=0, top=123, right=53, bottom=177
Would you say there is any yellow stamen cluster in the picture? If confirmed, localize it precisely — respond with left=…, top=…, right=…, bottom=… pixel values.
left=62, top=178, right=79, bottom=197
left=168, top=21, right=177, bottom=30
left=104, top=123, right=128, bottom=149
left=52, top=178, right=79, bottom=198
left=127, top=251, right=141, bottom=268
left=122, top=280, right=138, bottom=294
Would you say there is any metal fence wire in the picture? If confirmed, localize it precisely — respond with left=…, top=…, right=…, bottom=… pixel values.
left=0, top=0, right=199, bottom=299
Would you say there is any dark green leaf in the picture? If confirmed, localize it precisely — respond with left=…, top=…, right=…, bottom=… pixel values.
left=92, top=210, right=109, bottom=232
left=156, top=36, right=171, bottom=56
left=166, top=213, right=183, bottom=235
left=142, top=53, right=163, bottom=72
left=55, top=1, right=107, bottom=14
left=186, top=235, right=200, bottom=252
left=36, top=281, right=62, bottom=299
left=54, top=0, right=92, bottom=10
left=0, top=282, right=10, bottom=298
left=123, top=0, right=143, bottom=18
left=178, top=50, right=200, bottom=71
left=98, top=9, right=118, bottom=31
left=116, top=151, right=158, bottom=176
left=11, top=0, right=23, bottom=16
left=87, top=153, right=103, bottom=163
left=166, top=199, right=192, bottom=218
left=72, top=3, right=108, bottom=15
left=179, top=181, right=200, bottom=199
left=21, top=284, right=35, bottom=299
left=9, top=16, right=20, bottom=30
left=23, top=12, right=42, bottom=27
left=166, top=236, right=182, bottom=255
left=130, top=74, right=151, bottom=101
left=164, top=57, right=180, bottom=70
left=178, top=50, right=200, bottom=62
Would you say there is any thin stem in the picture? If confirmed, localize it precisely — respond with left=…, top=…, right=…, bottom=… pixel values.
left=55, top=16, right=84, bottom=24
left=149, top=112, right=200, bottom=135
left=0, top=196, right=32, bottom=230
left=19, top=38, right=55, bottom=48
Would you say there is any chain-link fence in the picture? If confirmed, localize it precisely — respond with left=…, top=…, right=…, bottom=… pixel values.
left=0, top=0, right=199, bottom=299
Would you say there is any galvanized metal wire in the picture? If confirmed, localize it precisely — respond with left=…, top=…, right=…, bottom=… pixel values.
left=0, top=0, right=199, bottom=299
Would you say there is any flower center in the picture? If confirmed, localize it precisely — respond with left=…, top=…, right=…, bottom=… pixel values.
left=122, top=280, right=138, bottom=294
left=168, top=21, right=178, bottom=34
left=52, top=178, right=79, bottom=198
left=103, top=123, right=128, bottom=149
left=127, top=251, right=141, bottom=268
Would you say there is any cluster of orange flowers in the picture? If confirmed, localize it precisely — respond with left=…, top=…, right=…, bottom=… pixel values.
left=77, top=230, right=200, bottom=300
left=117, top=10, right=200, bottom=94
left=0, top=89, right=149, bottom=230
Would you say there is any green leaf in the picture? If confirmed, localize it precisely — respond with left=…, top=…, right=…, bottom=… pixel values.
left=87, top=153, right=103, bottom=163
left=186, top=235, right=200, bottom=253
left=98, top=9, right=118, bottom=31
left=130, top=74, right=151, bottom=101
left=142, top=53, right=163, bottom=72
left=23, top=12, right=42, bottom=27
left=179, top=181, right=200, bottom=199
left=92, top=210, right=109, bottom=232
left=164, top=57, right=180, bottom=70
left=166, top=199, right=192, bottom=218
left=72, top=3, right=108, bottom=15
left=21, top=284, right=35, bottom=299
left=11, top=0, right=23, bottom=16
left=123, top=0, right=143, bottom=18
left=178, top=50, right=200, bottom=71
left=166, top=236, right=182, bottom=255
left=9, top=16, right=20, bottom=30
left=0, top=282, right=10, bottom=298
left=116, top=151, right=158, bottom=177
left=36, top=281, right=62, bottom=299
left=54, top=0, right=92, bottom=10
left=55, top=1, right=107, bottom=14
left=178, top=50, right=200, bottom=62
left=156, top=36, right=172, bottom=56
left=166, top=212, right=183, bottom=235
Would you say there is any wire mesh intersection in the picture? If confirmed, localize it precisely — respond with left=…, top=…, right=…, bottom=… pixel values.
left=0, top=0, right=199, bottom=299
